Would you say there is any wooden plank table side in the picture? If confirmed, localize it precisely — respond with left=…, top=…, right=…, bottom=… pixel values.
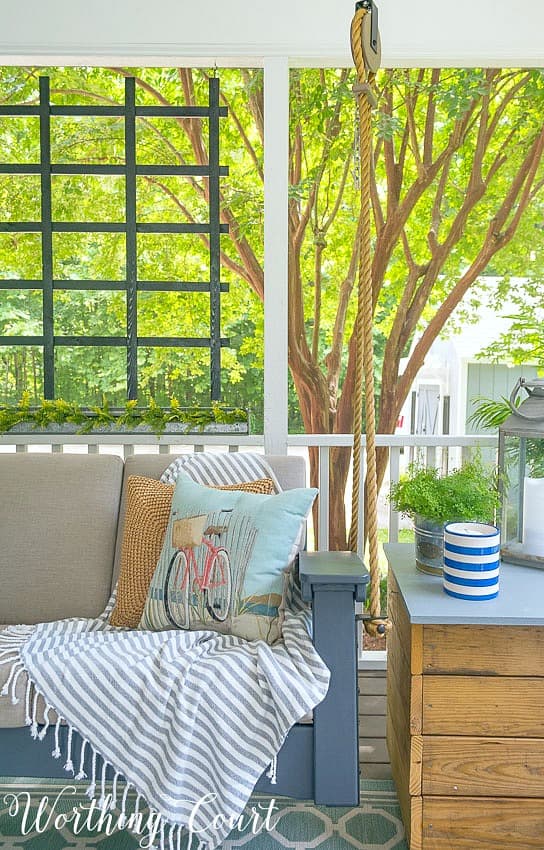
left=385, top=543, right=544, bottom=850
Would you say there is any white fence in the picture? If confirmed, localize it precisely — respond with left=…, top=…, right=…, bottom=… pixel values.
left=1, top=432, right=498, bottom=553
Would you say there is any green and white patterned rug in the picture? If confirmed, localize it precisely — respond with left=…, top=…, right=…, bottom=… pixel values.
left=0, top=778, right=407, bottom=850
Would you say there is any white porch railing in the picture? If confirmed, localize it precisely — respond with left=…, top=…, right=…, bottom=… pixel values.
left=286, top=433, right=498, bottom=553
left=0, top=431, right=498, bottom=553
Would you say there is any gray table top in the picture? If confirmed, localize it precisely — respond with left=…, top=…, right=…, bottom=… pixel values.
left=384, top=543, right=544, bottom=626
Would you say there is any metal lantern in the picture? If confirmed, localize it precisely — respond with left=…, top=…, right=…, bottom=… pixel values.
left=498, top=378, right=544, bottom=567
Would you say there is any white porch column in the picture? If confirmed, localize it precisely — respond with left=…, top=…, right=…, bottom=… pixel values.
left=263, top=57, right=289, bottom=455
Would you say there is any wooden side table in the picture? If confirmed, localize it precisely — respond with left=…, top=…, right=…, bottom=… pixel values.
left=385, top=543, right=544, bottom=850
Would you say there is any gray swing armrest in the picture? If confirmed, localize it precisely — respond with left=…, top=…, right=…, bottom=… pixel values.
left=298, top=551, right=369, bottom=604
left=297, top=550, right=368, bottom=805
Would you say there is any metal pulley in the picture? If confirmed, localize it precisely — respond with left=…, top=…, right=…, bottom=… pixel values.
left=355, top=0, right=381, bottom=73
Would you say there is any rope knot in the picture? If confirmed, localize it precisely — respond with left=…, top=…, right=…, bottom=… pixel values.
left=364, top=617, right=391, bottom=639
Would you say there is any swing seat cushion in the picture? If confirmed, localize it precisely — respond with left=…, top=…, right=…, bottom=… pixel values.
left=0, top=454, right=123, bottom=626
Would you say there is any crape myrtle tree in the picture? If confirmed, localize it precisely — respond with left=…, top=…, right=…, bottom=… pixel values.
left=281, top=67, right=543, bottom=548
left=1, top=67, right=543, bottom=547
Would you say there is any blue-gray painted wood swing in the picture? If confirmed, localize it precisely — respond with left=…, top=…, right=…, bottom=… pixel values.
left=0, top=551, right=369, bottom=805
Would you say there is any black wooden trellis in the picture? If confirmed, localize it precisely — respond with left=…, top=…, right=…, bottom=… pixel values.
left=0, top=75, right=229, bottom=401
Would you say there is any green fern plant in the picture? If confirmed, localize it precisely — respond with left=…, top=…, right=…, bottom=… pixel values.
left=114, top=399, right=140, bottom=430
left=389, top=457, right=499, bottom=526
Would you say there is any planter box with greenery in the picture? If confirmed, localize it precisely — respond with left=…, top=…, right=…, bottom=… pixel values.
left=0, top=397, right=249, bottom=437
left=389, top=457, right=499, bottom=574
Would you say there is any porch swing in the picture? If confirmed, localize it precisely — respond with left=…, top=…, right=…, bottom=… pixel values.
left=0, top=1, right=383, bottom=832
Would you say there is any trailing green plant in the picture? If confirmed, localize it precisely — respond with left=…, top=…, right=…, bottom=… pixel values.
left=0, top=394, right=248, bottom=436
left=389, top=456, right=499, bottom=526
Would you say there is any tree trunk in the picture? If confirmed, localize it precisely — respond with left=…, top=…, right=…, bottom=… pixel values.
left=328, top=446, right=351, bottom=550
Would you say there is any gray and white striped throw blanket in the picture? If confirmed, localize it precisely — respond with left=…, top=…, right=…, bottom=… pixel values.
left=0, top=453, right=330, bottom=850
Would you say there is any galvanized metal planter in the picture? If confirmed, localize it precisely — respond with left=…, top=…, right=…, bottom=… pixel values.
left=1, top=406, right=249, bottom=436
left=4, top=420, right=249, bottom=436
left=414, top=514, right=444, bottom=575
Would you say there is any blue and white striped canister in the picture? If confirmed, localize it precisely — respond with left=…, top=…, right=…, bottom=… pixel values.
left=443, top=522, right=500, bottom=601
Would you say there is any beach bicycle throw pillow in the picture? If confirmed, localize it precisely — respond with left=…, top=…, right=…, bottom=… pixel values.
left=141, top=475, right=318, bottom=642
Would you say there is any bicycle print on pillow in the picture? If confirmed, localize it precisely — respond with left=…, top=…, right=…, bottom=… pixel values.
left=163, top=509, right=261, bottom=630
left=164, top=512, right=232, bottom=627
left=141, top=507, right=283, bottom=641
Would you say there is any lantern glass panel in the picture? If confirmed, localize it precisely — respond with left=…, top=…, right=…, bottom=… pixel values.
left=501, top=434, right=544, bottom=565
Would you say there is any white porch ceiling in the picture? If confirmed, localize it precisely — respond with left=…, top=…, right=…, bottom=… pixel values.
left=1, top=0, right=543, bottom=68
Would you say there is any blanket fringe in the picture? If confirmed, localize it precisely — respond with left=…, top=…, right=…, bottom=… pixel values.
left=75, top=737, right=88, bottom=780
left=52, top=714, right=63, bottom=758
left=86, top=747, right=98, bottom=799
left=120, top=778, right=131, bottom=823
left=64, top=724, right=74, bottom=773
left=10, top=664, right=25, bottom=704
left=0, top=625, right=35, bottom=644
left=111, top=770, right=120, bottom=810
left=30, top=690, right=39, bottom=739
left=24, top=678, right=32, bottom=726
left=0, top=625, right=35, bottom=670
left=1, top=659, right=24, bottom=700
left=97, top=756, right=108, bottom=808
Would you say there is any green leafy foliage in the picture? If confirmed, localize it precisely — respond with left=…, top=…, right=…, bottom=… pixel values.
left=0, top=66, right=265, bottom=417
left=389, top=457, right=499, bottom=525
left=477, top=313, right=544, bottom=371
left=0, top=63, right=543, bottom=508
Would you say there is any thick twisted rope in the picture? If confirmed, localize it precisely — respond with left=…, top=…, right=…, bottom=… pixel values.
left=349, top=6, right=386, bottom=637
